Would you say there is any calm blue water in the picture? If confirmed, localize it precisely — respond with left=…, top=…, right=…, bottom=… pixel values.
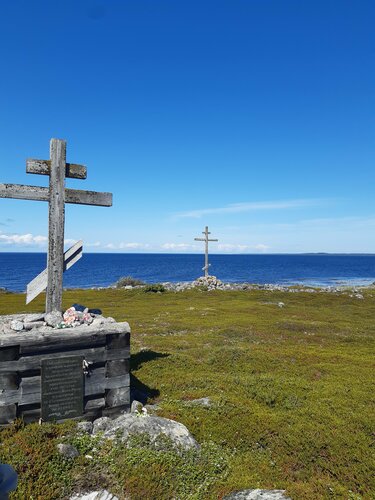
left=0, top=253, right=375, bottom=292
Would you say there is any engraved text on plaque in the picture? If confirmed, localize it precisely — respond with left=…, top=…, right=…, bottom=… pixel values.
left=41, top=356, right=84, bottom=421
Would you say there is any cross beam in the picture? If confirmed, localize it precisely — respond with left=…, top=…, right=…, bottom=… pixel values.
left=194, top=226, right=218, bottom=277
left=0, top=138, right=113, bottom=313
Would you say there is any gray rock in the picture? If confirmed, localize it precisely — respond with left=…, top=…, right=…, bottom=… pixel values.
left=45, top=311, right=63, bottom=327
left=57, top=443, right=79, bottom=458
left=187, top=397, right=212, bottom=407
left=23, top=321, right=45, bottom=330
left=92, top=414, right=199, bottom=451
left=224, top=490, right=291, bottom=500
left=77, top=421, right=93, bottom=434
left=91, top=317, right=106, bottom=327
left=24, top=313, right=45, bottom=323
left=278, top=302, right=285, bottom=308
left=70, top=491, right=118, bottom=500
left=10, top=320, right=23, bottom=331
left=131, top=400, right=143, bottom=414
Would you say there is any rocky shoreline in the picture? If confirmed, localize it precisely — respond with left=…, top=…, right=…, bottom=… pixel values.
left=2, top=276, right=374, bottom=298
left=114, top=275, right=372, bottom=298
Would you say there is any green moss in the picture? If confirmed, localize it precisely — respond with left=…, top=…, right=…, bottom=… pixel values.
left=1, top=288, right=374, bottom=498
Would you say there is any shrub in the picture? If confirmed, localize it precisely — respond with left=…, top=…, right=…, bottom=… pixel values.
left=143, top=284, right=166, bottom=293
left=115, top=276, right=145, bottom=288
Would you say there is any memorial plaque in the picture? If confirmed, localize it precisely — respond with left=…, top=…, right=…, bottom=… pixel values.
left=41, top=356, right=84, bottom=421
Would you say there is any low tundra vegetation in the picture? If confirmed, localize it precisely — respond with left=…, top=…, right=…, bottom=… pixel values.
left=0, top=287, right=374, bottom=499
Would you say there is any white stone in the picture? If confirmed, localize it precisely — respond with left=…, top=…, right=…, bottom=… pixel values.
left=10, top=320, right=23, bottom=331
left=70, top=490, right=118, bottom=500
left=224, top=490, right=291, bottom=500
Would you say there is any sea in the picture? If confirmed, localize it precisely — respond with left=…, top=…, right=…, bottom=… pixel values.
left=0, top=253, right=375, bottom=292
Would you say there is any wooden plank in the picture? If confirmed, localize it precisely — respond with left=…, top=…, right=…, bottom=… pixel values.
left=65, top=188, right=112, bottom=207
left=26, top=159, right=87, bottom=179
left=20, top=335, right=106, bottom=355
left=0, top=390, right=18, bottom=405
left=1, top=321, right=130, bottom=348
left=26, top=240, right=83, bottom=304
left=85, top=397, right=105, bottom=410
left=0, top=405, right=17, bottom=424
left=86, top=374, right=130, bottom=395
left=102, top=405, right=129, bottom=418
left=106, top=332, right=131, bottom=349
left=0, top=347, right=130, bottom=372
left=105, top=386, right=130, bottom=408
left=0, top=184, right=112, bottom=207
left=1, top=373, right=130, bottom=406
left=46, top=138, right=66, bottom=313
left=0, top=183, right=50, bottom=202
left=0, top=374, right=18, bottom=390
left=106, top=359, right=130, bottom=377
left=0, top=346, right=19, bottom=361
left=16, top=408, right=40, bottom=424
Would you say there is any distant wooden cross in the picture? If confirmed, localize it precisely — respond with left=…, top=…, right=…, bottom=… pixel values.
left=194, top=226, right=218, bottom=277
left=0, top=138, right=112, bottom=313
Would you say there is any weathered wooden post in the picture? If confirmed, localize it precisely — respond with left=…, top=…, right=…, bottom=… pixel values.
left=0, top=138, right=112, bottom=312
left=47, top=139, right=66, bottom=313
left=194, top=226, right=218, bottom=277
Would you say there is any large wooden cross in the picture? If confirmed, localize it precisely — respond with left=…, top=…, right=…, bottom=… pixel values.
left=194, top=226, right=218, bottom=277
left=0, top=138, right=112, bottom=313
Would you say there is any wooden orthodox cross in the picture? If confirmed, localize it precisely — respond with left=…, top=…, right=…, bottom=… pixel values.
left=194, top=226, right=218, bottom=277
left=0, top=139, right=112, bottom=313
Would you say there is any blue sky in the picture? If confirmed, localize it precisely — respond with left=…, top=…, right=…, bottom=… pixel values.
left=0, top=0, right=374, bottom=253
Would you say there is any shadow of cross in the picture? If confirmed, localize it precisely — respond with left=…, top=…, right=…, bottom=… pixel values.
left=0, top=138, right=112, bottom=313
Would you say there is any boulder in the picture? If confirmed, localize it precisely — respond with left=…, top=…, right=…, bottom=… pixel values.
left=92, top=414, right=199, bottom=451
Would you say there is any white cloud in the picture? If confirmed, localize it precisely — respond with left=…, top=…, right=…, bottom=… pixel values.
left=217, top=243, right=270, bottom=253
left=64, top=238, right=77, bottom=246
left=0, top=232, right=47, bottom=246
left=104, top=242, right=151, bottom=250
left=174, top=198, right=326, bottom=219
left=161, top=243, right=198, bottom=251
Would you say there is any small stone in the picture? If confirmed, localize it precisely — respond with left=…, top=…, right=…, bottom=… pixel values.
left=24, top=313, right=45, bottom=323
left=77, top=421, right=93, bottom=434
left=187, top=397, right=212, bottom=407
left=278, top=302, right=285, bottom=308
left=10, top=320, right=23, bottom=331
left=57, top=443, right=79, bottom=459
left=224, top=490, right=291, bottom=500
left=70, top=491, right=118, bottom=500
left=45, top=311, right=63, bottom=328
left=131, top=400, right=143, bottom=414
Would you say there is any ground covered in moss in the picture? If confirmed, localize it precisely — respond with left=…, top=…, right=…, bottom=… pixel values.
left=0, top=287, right=374, bottom=499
